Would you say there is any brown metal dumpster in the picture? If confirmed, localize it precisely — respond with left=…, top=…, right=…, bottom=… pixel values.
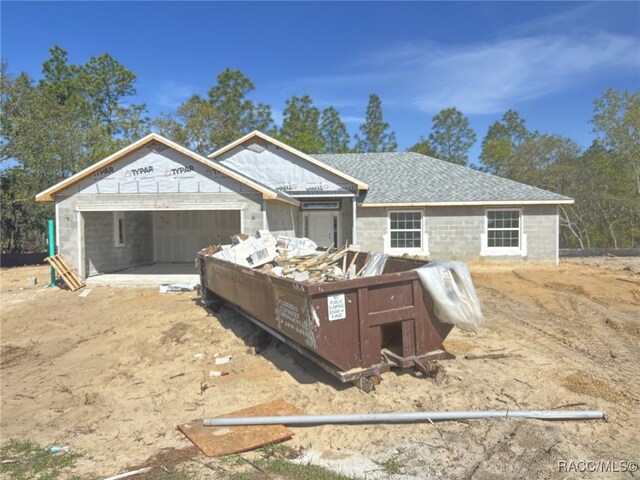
left=198, top=250, right=453, bottom=390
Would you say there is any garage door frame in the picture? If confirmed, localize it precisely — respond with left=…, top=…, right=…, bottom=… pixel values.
left=76, top=203, right=245, bottom=277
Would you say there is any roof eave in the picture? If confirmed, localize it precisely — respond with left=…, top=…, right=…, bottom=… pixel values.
left=360, top=199, right=575, bottom=207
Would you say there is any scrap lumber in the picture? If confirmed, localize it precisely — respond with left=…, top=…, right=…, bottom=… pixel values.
left=178, top=398, right=301, bottom=457
left=45, top=254, right=84, bottom=291
left=356, top=258, right=370, bottom=277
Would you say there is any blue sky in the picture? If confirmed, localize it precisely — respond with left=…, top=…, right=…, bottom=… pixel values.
left=2, top=1, right=639, bottom=164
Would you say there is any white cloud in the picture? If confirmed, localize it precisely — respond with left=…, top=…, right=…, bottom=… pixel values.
left=411, top=33, right=639, bottom=114
left=503, top=2, right=606, bottom=37
left=154, top=81, right=196, bottom=109
left=285, top=31, right=639, bottom=115
left=341, top=115, right=365, bottom=124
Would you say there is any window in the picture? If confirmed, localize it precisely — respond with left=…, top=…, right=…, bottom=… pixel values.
left=487, top=210, right=520, bottom=248
left=114, top=212, right=125, bottom=247
left=301, top=201, right=340, bottom=210
left=389, top=211, right=422, bottom=249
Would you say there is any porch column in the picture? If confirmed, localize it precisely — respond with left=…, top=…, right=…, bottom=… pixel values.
left=77, top=211, right=85, bottom=279
left=352, top=196, right=357, bottom=245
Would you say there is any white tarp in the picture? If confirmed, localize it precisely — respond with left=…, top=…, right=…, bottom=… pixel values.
left=360, top=253, right=389, bottom=277
left=415, top=261, right=484, bottom=332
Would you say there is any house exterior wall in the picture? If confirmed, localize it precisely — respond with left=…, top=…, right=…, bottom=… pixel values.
left=217, top=141, right=357, bottom=193
left=356, top=207, right=388, bottom=253
left=426, top=206, right=485, bottom=259
left=50, top=136, right=561, bottom=274
left=519, top=204, right=558, bottom=262
left=53, top=141, right=267, bottom=277
left=265, top=200, right=297, bottom=237
left=341, top=199, right=353, bottom=246
left=56, top=194, right=82, bottom=275
left=355, top=204, right=559, bottom=263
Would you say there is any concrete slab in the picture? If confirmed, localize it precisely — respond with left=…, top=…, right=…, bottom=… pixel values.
left=85, top=263, right=199, bottom=287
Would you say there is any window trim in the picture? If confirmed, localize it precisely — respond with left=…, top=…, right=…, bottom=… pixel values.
left=387, top=209, right=424, bottom=253
left=483, top=208, right=523, bottom=255
left=114, top=211, right=126, bottom=248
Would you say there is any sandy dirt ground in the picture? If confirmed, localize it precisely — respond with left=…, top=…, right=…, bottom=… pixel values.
left=1, top=257, right=639, bottom=479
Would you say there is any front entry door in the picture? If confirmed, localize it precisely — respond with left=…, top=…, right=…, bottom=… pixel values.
left=303, top=211, right=339, bottom=248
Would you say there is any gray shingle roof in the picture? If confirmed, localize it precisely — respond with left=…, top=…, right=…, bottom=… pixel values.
left=312, top=152, right=573, bottom=204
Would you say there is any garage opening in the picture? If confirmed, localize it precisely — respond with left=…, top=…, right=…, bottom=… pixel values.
left=152, top=210, right=240, bottom=262
left=83, top=209, right=241, bottom=286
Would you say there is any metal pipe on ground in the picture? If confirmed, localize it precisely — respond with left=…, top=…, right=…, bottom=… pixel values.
left=203, top=410, right=603, bottom=427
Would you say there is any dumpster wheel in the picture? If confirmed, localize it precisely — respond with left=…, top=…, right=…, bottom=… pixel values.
left=352, top=374, right=382, bottom=393
left=413, top=359, right=440, bottom=377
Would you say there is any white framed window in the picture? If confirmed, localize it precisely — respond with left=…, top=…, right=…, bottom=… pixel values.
left=389, top=211, right=422, bottom=250
left=114, top=212, right=126, bottom=247
left=486, top=209, right=521, bottom=250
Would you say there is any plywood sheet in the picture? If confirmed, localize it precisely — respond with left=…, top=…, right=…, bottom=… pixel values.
left=177, top=398, right=301, bottom=457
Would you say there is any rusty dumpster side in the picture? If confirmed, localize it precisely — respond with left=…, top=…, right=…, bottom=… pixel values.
left=198, top=251, right=453, bottom=384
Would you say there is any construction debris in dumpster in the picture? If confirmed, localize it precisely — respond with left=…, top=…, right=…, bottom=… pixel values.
left=202, top=230, right=484, bottom=332
left=202, top=232, right=372, bottom=283
left=199, top=232, right=485, bottom=334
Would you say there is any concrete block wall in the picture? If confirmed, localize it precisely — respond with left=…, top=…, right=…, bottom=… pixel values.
left=56, top=195, right=79, bottom=271
left=341, top=199, right=353, bottom=245
left=85, top=211, right=153, bottom=275
left=238, top=193, right=267, bottom=235
left=426, top=206, right=486, bottom=259
left=356, top=204, right=559, bottom=263
left=521, top=204, right=558, bottom=262
left=356, top=207, right=387, bottom=252
left=265, top=200, right=296, bottom=237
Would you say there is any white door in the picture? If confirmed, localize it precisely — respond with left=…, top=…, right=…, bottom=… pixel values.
left=303, top=211, right=339, bottom=248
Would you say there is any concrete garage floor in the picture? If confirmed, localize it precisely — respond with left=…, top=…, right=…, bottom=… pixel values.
left=85, top=262, right=199, bottom=287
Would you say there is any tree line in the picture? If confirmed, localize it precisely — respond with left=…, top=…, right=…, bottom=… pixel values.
left=1, top=46, right=638, bottom=252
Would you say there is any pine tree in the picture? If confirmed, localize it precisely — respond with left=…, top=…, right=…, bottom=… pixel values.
left=428, top=108, right=476, bottom=165
left=408, top=136, right=438, bottom=157
left=320, top=107, right=350, bottom=153
left=354, top=94, right=397, bottom=152
left=278, top=95, right=324, bottom=153
left=480, top=109, right=531, bottom=176
left=207, top=68, right=273, bottom=147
